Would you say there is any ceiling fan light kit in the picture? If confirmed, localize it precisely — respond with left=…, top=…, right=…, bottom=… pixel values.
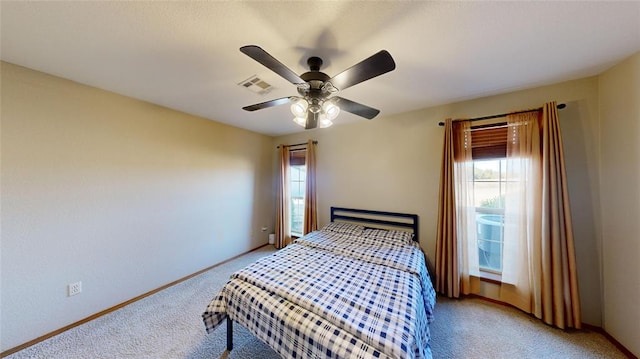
left=240, top=45, right=396, bottom=130
left=288, top=97, right=340, bottom=128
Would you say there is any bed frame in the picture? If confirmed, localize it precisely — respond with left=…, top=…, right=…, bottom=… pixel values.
left=330, top=206, right=419, bottom=242
left=225, top=206, right=420, bottom=351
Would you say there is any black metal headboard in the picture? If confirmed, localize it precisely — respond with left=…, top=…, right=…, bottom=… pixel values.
left=330, top=207, right=419, bottom=242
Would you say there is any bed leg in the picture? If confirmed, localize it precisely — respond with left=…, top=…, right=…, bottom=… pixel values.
left=226, top=316, right=233, bottom=351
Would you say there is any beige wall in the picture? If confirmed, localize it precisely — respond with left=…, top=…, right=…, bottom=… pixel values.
left=275, top=76, right=604, bottom=327
left=0, top=62, right=275, bottom=351
left=598, top=52, right=640, bottom=356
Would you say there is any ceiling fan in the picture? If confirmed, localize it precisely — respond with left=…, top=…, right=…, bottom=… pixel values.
left=240, top=45, right=396, bottom=129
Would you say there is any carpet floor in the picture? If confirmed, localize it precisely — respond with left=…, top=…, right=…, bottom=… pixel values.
left=6, top=245, right=628, bottom=359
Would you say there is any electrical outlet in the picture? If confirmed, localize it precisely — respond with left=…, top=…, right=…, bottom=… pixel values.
left=68, top=281, right=82, bottom=296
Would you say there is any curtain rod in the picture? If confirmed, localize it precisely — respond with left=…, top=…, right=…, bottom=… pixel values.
left=276, top=140, right=318, bottom=149
left=437, top=103, right=566, bottom=127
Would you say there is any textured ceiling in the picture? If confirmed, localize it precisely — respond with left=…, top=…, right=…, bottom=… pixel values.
left=2, top=1, right=639, bottom=136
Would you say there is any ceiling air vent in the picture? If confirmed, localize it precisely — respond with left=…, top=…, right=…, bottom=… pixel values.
left=238, top=75, right=273, bottom=95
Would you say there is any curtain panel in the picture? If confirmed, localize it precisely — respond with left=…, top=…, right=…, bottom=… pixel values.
left=500, top=111, right=543, bottom=310
left=435, top=119, right=459, bottom=297
left=435, top=119, right=480, bottom=297
left=539, top=101, right=581, bottom=329
left=303, top=140, right=318, bottom=234
left=499, top=102, right=581, bottom=329
left=275, top=145, right=291, bottom=249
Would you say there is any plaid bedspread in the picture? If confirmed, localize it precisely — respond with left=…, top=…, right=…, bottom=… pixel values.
left=295, top=231, right=436, bottom=325
left=203, top=230, right=436, bottom=359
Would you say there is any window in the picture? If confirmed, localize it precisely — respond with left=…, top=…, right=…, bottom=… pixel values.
left=289, top=150, right=306, bottom=236
left=470, top=124, right=508, bottom=275
left=473, top=159, right=506, bottom=273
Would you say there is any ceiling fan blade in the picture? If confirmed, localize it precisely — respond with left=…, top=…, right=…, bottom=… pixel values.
left=242, top=97, right=292, bottom=112
left=240, top=45, right=306, bottom=85
left=334, top=97, right=380, bottom=119
left=328, top=50, right=396, bottom=91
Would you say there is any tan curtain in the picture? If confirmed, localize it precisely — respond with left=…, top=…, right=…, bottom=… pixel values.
left=435, top=119, right=458, bottom=296
left=303, top=140, right=318, bottom=234
left=436, top=119, right=480, bottom=297
left=539, top=101, right=581, bottom=329
left=274, top=145, right=291, bottom=249
left=499, top=101, right=581, bottom=329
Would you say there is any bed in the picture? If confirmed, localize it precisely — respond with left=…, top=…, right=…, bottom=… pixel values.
left=202, top=207, right=437, bottom=358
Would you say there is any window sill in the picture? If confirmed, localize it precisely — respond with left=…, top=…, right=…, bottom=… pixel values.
left=479, top=270, right=502, bottom=285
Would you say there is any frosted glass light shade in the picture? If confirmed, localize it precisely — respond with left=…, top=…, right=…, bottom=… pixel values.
left=293, top=117, right=306, bottom=127
left=318, top=114, right=333, bottom=128
left=290, top=98, right=308, bottom=117
left=322, top=100, right=340, bottom=120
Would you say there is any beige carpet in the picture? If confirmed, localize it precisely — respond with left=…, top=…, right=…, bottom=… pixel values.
left=6, top=245, right=628, bottom=359
left=429, top=297, right=627, bottom=359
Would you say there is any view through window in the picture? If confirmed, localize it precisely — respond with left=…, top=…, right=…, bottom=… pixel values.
left=290, top=164, right=306, bottom=236
left=473, top=158, right=506, bottom=273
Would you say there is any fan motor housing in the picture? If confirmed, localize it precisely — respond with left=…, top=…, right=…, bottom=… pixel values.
left=301, top=56, right=330, bottom=84
left=300, top=72, right=330, bottom=83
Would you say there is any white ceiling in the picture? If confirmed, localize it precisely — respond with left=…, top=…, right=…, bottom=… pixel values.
left=2, top=1, right=639, bottom=136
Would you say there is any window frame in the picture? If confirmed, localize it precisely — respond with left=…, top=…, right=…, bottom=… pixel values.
left=469, top=120, right=509, bottom=282
left=288, top=149, right=306, bottom=237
